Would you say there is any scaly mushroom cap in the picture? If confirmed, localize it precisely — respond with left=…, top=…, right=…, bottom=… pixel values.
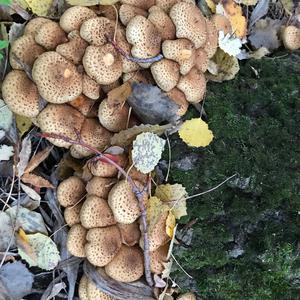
left=105, top=245, right=144, bottom=282
left=150, top=244, right=169, bottom=274
left=170, top=2, right=207, bottom=48
left=98, top=4, right=119, bottom=20
left=148, top=6, right=176, bottom=41
left=85, top=226, right=122, bottom=266
left=87, top=275, right=116, bottom=300
left=70, top=118, right=112, bottom=159
left=177, top=292, right=197, bottom=300
left=80, top=195, right=116, bottom=228
left=108, top=179, right=147, bottom=224
left=64, top=202, right=83, bottom=227
left=156, top=0, right=180, bottom=12
left=162, top=39, right=196, bottom=75
left=98, top=98, right=129, bottom=132
left=166, top=87, right=189, bottom=116
left=118, top=222, right=141, bottom=246
left=119, top=4, right=147, bottom=26
left=37, top=104, right=85, bottom=148
left=150, top=58, right=180, bottom=92
left=56, top=30, right=88, bottom=64
left=9, top=35, right=45, bottom=70
left=60, top=6, right=97, bottom=33
left=122, top=70, right=155, bottom=84
left=83, top=44, right=123, bottom=85
left=24, top=17, right=51, bottom=36
left=67, top=224, right=87, bottom=257
left=121, top=0, right=155, bottom=10
left=57, top=176, right=86, bottom=207
left=202, top=20, right=218, bottom=58
left=282, top=25, right=300, bottom=50
left=194, top=48, right=209, bottom=72
left=78, top=275, right=89, bottom=300
left=2, top=70, right=40, bottom=118
left=86, top=177, right=117, bottom=198
left=177, top=67, right=206, bottom=103
left=32, top=51, right=83, bottom=103
left=35, top=20, right=67, bottom=50
left=69, top=95, right=98, bottom=118
left=82, top=74, right=101, bottom=100
left=80, top=17, right=114, bottom=46
left=211, top=14, right=232, bottom=35
left=126, top=15, right=162, bottom=59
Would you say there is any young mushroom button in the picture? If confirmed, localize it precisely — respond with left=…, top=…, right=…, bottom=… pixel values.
left=87, top=275, right=116, bottom=300
left=67, top=224, right=87, bottom=257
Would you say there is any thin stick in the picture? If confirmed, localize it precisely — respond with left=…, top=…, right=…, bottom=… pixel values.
left=164, top=133, right=171, bottom=182
left=170, top=253, right=193, bottom=279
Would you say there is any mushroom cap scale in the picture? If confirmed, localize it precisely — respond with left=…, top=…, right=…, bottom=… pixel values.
left=119, top=4, right=147, bottom=26
left=156, top=0, right=180, bottom=12
left=24, top=17, right=52, bottom=36
left=82, top=74, right=101, bottom=100
left=66, top=224, right=87, bottom=257
left=194, top=48, right=209, bottom=73
left=202, top=20, right=218, bottom=58
left=86, top=177, right=117, bottom=199
left=120, top=0, right=155, bottom=10
left=118, top=222, right=141, bottom=246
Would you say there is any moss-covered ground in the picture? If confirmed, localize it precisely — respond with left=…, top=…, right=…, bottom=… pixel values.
left=167, top=51, right=300, bottom=299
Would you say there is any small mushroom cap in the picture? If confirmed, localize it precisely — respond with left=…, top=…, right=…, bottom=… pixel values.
left=32, top=51, right=83, bottom=103
left=150, top=244, right=169, bottom=274
left=177, top=67, right=206, bottom=103
left=82, top=74, right=101, bottom=100
left=118, top=222, right=141, bottom=246
left=166, top=87, right=189, bottom=116
left=177, top=292, right=197, bottom=300
left=151, top=58, right=180, bottom=92
left=78, top=275, right=89, bottom=300
left=98, top=98, right=129, bottom=132
left=9, top=35, right=45, bottom=70
left=2, top=70, right=40, bottom=118
left=156, top=0, right=180, bottom=12
left=211, top=14, right=232, bottom=35
left=37, top=104, right=85, bottom=148
left=64, top=202, right=83, bottom=227
left=67, top=224, right=87, bottom=257
left=60, top=6, right=97, bottom=33
left=86, top=177, right=117, bottom=198
left=83, top=44, right=123, bottom=85
left=170, top=2, right=207, bottom=48
left=108, top=179, right=147, bottom=224
left=57, top=176, right=86, bottom=207
left=148, top=6, right=176, bottom=41
left=85, top=226, right=122, bottom=267
left=56, top=30, right=88, bottom=64
left=24, top=17, right=51, bottom=36
left=80, top=195, right=116, bottom=229
left=120, top=0, right=155, bottom=10
left=68, top=95, right=98, bottom=118
left=70, top=118, right=112, bottom=159
left=194, top=48, right=209, bottom=72
left=282, top=25, right=300, bottom=50
left=35, top=20, right=67, bottom=50
left=119, top=4, right=147, bottom=26
left=87, top=274, right=116, bottom=300
left=105, top=245, right=144, bottom=282
left=202, top=20, right=218, bottom=58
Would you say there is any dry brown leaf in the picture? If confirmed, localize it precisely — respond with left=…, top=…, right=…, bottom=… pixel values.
left=24, top=146, right=53, bottom=174
left=107, top=82, right=132, bottom=108
left=21, top=173, right=54, bottom=189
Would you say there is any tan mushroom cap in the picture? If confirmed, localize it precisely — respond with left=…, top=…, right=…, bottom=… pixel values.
left=9, top=35, right=44, bottom=70
left=98, top=4, right=119, bottom=20
left=119, top=4, right=147, bottom=26
left=80, top=195, right=116, bottom=229
left=122, top=70, right=155, bottom=84
left=67, top=224, right=87, bottom=257
left=118, top=222, right=141, bottom=246
left=70, top=118, right=112, bottom=159
left=194, top=48, right=209, bottom=72
left=78, top=275, right=89, bottom=300
left=24, top=17, right=51, bottom=36
left=211, top=14, right=232, bottom=35
left=32, top=51, right=82, bottom=104
left=57, top=176, right=86, bottom=207
left=170, top=2, right=207, bottom=48
left=86, top=177, right=117, bottom=198
left=83, top=74, right=101, bottom=100
left=124, top=165, right=148, bottom=184
left=2, top=70, right=40, bottom=118
left=166, top=87, right=189, bottom=116
left=98, top=98, right=129, bottom=132
left=177, top=292, right=197, bottom=300
left=108, top=179, right=147, bottom=224
left=162, top=39, right=196, bottom=75
left=282, top=25, right=300, bottom=50
left=126, top=15, right=162, bottom=59
left=60, top=6, right=97, bottom=33
left=105, top=245, right=144, bottom=282
left=37, top=104, right=85, bottom=148
left=156, top=0, right=180, bottom=12
left=202, top=20, right=218, bottom=58
left=87, top=275, right=116, bottom=300
left=85, top=226, right=122, bottom=267
left=64, top=202, right=83, bottom=227
left=177, top=67, right=206, bottom=103
left=121, top=0, right=155, bottom=10
left=150, top=244, right=169, bottom=274
left=56, top=30, right=88, bottom=64
left=69, top=95, right=98, bottom=118
left=148, top=6, right=176, bottom=41
left=35, top=20, right=67, bottom=50
left=151, top=59, right=180, bottom=92
left=83, top=44, right=123, bottom=85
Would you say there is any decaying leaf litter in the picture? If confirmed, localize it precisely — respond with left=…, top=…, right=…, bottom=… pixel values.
left=0, top=0, right=299, bottom=299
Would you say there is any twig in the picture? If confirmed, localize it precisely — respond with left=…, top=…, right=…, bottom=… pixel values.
left=170, top=253, right=193, bottom=279
left=164, top=133, right=171, bottom=182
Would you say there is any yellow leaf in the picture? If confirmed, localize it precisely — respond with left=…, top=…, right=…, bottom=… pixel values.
left=166, top=211, right=176, bottom=238
left=24, top=0, right=53, bottom=16
left=179, top=118, right=213, bottom=147
left=16, top=114, right=32, bottom=137
left=66, top=0, right=119, bottom=5
left=147, top=196, right=168, bottom=227
left=205, top=0, right=216, bottom=13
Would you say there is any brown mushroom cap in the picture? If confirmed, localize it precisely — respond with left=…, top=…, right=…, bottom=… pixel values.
left=2, top=70, right=40, bottom=118
left=211, top=14, right=232, bottom=35
left=86, top=177, right=117, bottom=198
left=24, top=17, right=51, bottom=36
left=56, top=30, right=88, bottom=64
left=118, top=222, right=141, bottom=246
left=82, top=74, right=101, bottom=100
left=105, top=245, right=144, bottom=282
left=194, top=48, right=209, bottom=72
left=37, top=104, right=85, bottom=148
left=98, top=4, right=119, bottom=20
left=202, top=20, right=218, bottom=58
left=282, top=25, right=300, bottom=50
left=120, top=0, right=155, bottom=10
left=122, top=70, right=155, bottom=84
left=9, top=35, right=45, bottom=70
left=150, top=58, right=180, bottom=92
left=177, top=67, right=206, bottom=103
left=57, top=176, right=86, bottom=207
left=150, top=244, right=169, bottom=274
left=83, top=44, right=123, bottom=85
left=156, top=0, right=180, bottom=12
left=87, top=274, right=116, bottom=300
left=32, top=51, right=82, bottom=104
left=60, top=6, right=97, bottom=33
left=98, top=98, right=129, bottom=132
left=67, top=224, right=87, bottom=257
left=166, top=87, right=189, bottom=116
left=78, top=275, right=89, bottom=300
left=148, top=6, right=176, bottom=41
left=80, top=195, right=116, bottom=229
left=68, top=95, right=98, bottom=118
left=85, top=226, right=122, bottom=267
left=119, top=4, right=147, bottom=26
left=177, top=292, right=197, bottom=300
left=170, top=2, right=207, bottom=48
left=70, top=118, right=112, bottom=158
left=64, top=202, right=83, bottom=227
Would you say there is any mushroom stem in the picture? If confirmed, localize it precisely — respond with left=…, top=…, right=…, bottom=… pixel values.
left=38, top=130, right=154, bottom=287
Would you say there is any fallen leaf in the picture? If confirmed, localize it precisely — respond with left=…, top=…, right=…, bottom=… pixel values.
left=21, top=173, right=54, bottom=188
left=147, top=197, right=169, bottom=232
left=205, top=0, right=216, bottom=12
left=161, top=260, right=173, bottom=279
left=249, top=47, right=270, bottom=59
left=235, top=0, right=258, bottom=5
left=16, top=114, right=32, bottom=137
left=281, top=0, right=294, bottom=13
left=218, top=31, right=242, bottom=57
left=21, top=182, right=41, bottom=202
left=46, top=282, right=67, bottom=300
left=0, top=99, right=13, bottom=131
left=18, top=194, right=40, bottom=210
left=23, top=0, right=53, bottom=16
left=0, top=144, right=14, bottom=161
left=17, top=135, right=31, bottom=176
left=0, top=211, right=15, bottom=251
left=8, top=22, right=24, bottom=43
left=166, top=211, right=176, bottom=238
left=66, top=0, right=119, bottom=5
left=24, top=146, right=53, bottom=174
left=249, top=0, right=270, bottom=28
left=154, top=274, right=167, bottom=288
left=107, top=81, right=132, bottom=108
